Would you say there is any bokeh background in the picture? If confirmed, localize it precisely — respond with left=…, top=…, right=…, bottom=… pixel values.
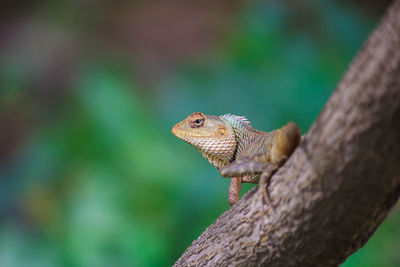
left=1, top=0, right=399, bottom=266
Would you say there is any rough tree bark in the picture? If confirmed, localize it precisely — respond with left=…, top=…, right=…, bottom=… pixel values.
left=174, top=1, right=400, bottom=266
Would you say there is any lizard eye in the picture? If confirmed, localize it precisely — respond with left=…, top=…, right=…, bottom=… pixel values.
left=190, top=118, right=204, bottom=128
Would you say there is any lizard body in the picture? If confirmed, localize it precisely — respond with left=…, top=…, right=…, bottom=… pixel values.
left=172, top=112, right=301, bottom=206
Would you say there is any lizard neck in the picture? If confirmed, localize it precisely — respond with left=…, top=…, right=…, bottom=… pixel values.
left=222, top=115, right=258, bottom=160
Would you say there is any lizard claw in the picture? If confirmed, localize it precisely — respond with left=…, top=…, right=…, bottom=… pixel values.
left=258, top=164, right=278, bottom=209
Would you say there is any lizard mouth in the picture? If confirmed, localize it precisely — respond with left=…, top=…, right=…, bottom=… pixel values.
left=172, top=123, right=217, bottom=138
left=172, top=126, right=207, bottom=138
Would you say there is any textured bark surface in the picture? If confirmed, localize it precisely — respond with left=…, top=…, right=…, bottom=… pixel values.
left=174, top=1, right=400, bottom=266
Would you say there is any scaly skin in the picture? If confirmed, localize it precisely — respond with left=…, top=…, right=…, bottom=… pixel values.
left=172, top=112, right=301, bottom=206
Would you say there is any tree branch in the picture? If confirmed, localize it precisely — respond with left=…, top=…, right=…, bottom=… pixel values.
left=174, top=1, right=400, bottom=266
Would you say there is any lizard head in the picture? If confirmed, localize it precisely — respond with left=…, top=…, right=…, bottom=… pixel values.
left=172, top=112, right=237, bottom=168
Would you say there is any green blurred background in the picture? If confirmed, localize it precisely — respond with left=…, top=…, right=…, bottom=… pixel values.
left=1, top=0, right=399, bottom=266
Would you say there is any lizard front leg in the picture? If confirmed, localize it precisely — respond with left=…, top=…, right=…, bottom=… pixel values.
left=222, top=158, right=281, bottom=206
left=227, top=174, right=266, bottom=206
left=220, top=155, right=279, bottom=205
left=228, top=177, right=242, bottom=206
left=220, top=159, right=271, bottom=178
left=221, top=122, right=301, bottom=206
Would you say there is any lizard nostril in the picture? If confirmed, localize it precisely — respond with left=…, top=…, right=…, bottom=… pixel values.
left=172, top=123, right=180, bottom=135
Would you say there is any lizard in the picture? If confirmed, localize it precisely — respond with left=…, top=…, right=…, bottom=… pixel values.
left=172, top=112, right=301, bottom=206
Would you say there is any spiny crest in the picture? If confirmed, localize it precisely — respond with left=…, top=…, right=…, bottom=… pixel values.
left=222, top=114, right=253, bottom=131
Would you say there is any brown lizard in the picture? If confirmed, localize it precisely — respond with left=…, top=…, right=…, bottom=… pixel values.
left=172, top=112, right=301, bottom=206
